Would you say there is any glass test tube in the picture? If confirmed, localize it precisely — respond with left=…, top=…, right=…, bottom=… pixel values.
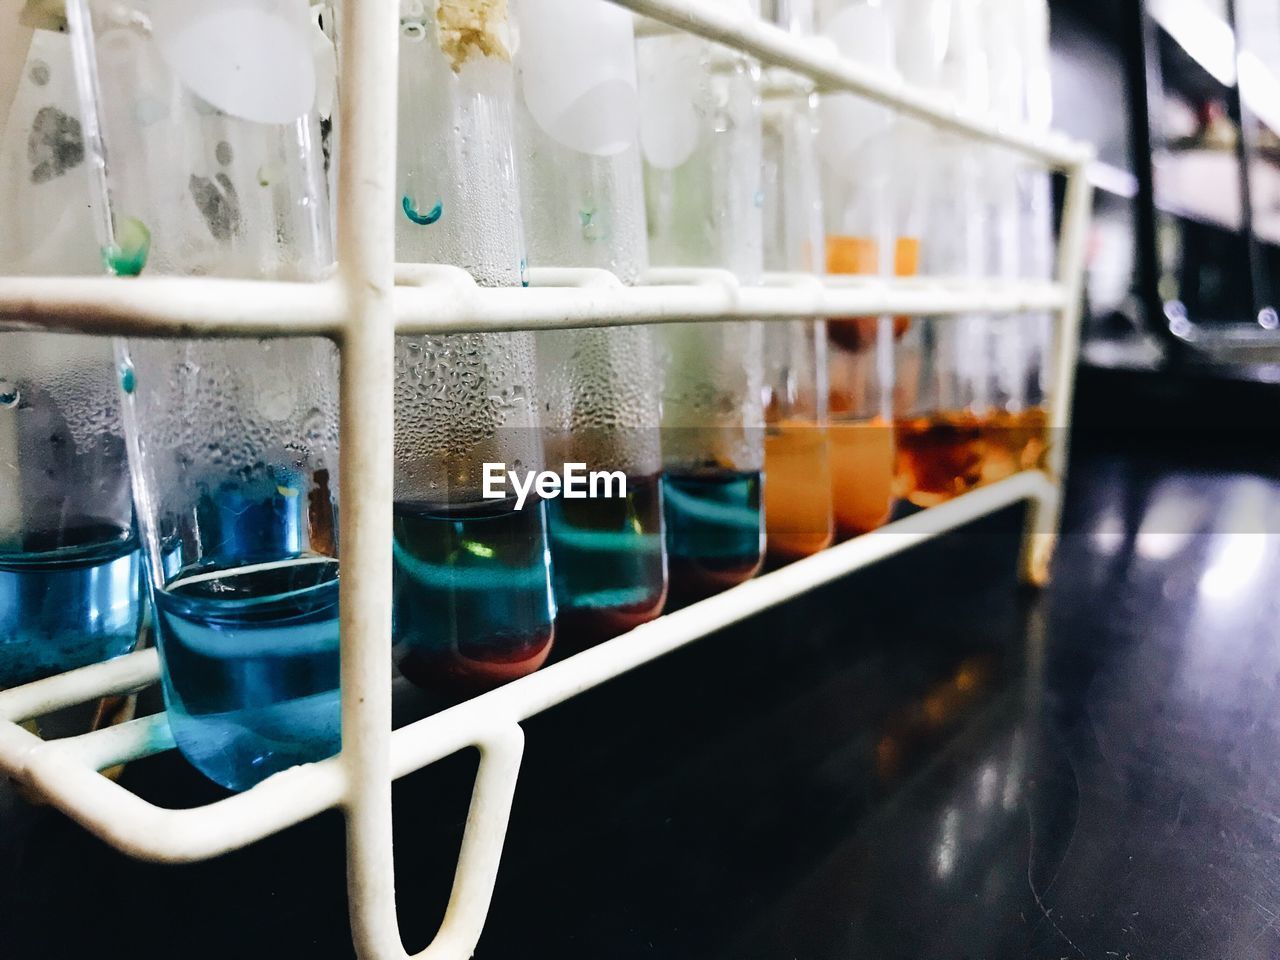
left=511, top=0, right=666, bottom=651
left=1013, top=0, right=1054, bottom=473
left=816, top=0, right=897, bottom=537
left=0, top=14, right=143, bottom=691
left=394, top=0, right=555, bottom=697
left=760, top=0, right=834, bottom=566
left=891, top=0, right=992, bottom=507
left=976, top=0, right=1030, bottom=485
left=638, top=0, right=767, bottom=607
left=70, top=0, right=342, bottom=791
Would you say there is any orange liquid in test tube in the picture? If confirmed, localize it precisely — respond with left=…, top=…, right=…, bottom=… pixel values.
left=893, top=237, right=920, bottom=332
left=764, top=423, right=834, bottom=564
left=826, top=236, right=921, bottom=349
left=829, top=417, right=896, bottom=539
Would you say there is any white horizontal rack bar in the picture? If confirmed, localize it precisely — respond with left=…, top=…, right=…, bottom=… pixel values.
left=0, top=269, right=1067, bottom=338
left=0, top=0, right=1096, bottom=957
left=625, top=0, right=1090, bottom=168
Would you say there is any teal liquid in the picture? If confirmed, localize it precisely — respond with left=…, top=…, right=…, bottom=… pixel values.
left=546, top=472, right=667, bottom=651
left=153, top=556, right=341, bottom=792
left=393, top=497, right=555, bottom=697
left=0, top=522, right=143, bottom=689
left=662, top=469, right=765, bottom=608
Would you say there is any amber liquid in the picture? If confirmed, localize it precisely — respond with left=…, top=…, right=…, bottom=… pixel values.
left=979, top=407, right=1050, bottom=484
left=894, top=412, right=985, bottom=508
left=764, top=423, right=834, bottom=565
left=896, top=408, right=1052, bottom=507
left=829, top=417, right=896, bottom=539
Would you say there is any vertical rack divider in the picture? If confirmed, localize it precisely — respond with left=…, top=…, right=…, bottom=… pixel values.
left=333, top=0, right=402, bottom=956
left=1019, top=160, right=1095, bottom=586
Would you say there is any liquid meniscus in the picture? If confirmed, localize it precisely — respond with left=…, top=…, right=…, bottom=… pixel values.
left=829, top=417, right=896, bottom=539
left=0, top=522, right=143, bottom=689
left=153, top=555, right=341, bottom=792
left=546, top=471, right=667, bottom=653
left=393, top=496, right=555, bottom=699
left=764, top=423, right=834, bottom=564
left=662, top=468, right=764, bottom=609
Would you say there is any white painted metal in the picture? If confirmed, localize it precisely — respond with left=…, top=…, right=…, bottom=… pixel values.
left=0, top=0, right=1095, bottom=957
left=0, top=273, right=1066, bottom=337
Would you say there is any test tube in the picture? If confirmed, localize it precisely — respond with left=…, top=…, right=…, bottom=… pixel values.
left=393, top=0, right=556, bottom=695
left=0, top=13, right=143, bottom=689
left=1012, top=0, right=1054, bottom=473
left=69, top=0, right=342, bottom=790
left=891, top=0, right=991, bottom=507
left=816, top=0, right=897, bottom=537
left=511, top=0, right=667, bottom=650
left=976, top=0, right=1028, bottom=484
left=638, top=0, right=767, bottom=607
left=760, top=0, right=834, bottom=565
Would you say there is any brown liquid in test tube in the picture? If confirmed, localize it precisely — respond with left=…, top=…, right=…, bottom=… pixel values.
left=894, top=407, right=1051, bottom=507
left=894, top=411, right=986, bottom=508
left=979, top=407, right=1050, bottom=484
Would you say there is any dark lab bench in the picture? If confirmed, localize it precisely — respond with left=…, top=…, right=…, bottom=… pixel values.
left=3, top=373, right=1280, bottom=959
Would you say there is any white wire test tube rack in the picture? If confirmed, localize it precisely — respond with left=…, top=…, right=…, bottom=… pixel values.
left=0, top=1, right=1095, bottom=957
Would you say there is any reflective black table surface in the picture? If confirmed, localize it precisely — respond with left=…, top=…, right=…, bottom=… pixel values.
left=3, top=437, right=1279, bottom=959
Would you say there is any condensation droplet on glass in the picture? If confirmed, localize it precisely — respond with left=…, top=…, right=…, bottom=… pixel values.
left=303, top=407, right=326, bottom=442
left=0, top=381, right=19, bottom=408
left=118, top=361, right=136, bottom=394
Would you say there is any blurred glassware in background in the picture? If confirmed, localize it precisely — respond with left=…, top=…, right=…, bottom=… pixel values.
left=511, top=0, right=668, bottom=651
left=69, top=0, right=342, bottom=791
left=760, top=0, right=835, bottom=566
left=638, top=0, right=767, bottom=607
left=0, top=11, right=143, bottom=693
left=394, top=0, right=556, bottom=697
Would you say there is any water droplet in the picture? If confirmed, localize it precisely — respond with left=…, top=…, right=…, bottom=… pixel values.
left=0, top=381, right=18, bottom=408
left=303, top=407, right=326, bottom=442
left=118, top=361, right=136, bottom=394
left=519, top=257, right=529, bottom=288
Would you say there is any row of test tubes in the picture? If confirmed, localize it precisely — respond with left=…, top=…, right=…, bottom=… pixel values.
left=0, top=0, right=1055, bottom=792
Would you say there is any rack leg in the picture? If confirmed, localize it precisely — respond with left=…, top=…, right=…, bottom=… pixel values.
left=419, top=726, right=527, bottom=960
left=1019, top=156, right=1094, bottom=587
left=1018, top=480, right=1061, bottom=587
left=345, top=724, right=526, bottom=960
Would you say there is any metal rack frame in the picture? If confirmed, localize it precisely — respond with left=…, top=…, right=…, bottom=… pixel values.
left=0, top=1, right=1095, bottom=958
